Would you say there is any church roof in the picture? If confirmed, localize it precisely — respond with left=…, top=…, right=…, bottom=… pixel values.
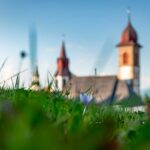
left=117, top=15, right=141, bottom=47
left=59, top=41, right=67, bottom=58
left=65, top=75, right=136, bottom=104
left=55, top=41, right=71, bottom=77
left=121, top=21, right=138, bottom=43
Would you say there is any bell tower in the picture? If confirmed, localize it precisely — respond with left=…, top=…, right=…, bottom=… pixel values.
left=117, top=11, right=142, bottom=94
left=54, top=41, right=71, bottom=91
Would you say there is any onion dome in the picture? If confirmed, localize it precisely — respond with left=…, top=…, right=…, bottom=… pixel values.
left=120, top=21, right=138, bottom=44
left=118, top=12, right=141, bottom=47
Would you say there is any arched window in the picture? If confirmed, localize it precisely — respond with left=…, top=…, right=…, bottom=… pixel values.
left=123, top=53, right=128, bottom=65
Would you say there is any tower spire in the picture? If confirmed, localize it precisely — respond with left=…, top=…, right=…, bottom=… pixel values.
left=60, top=41, right=67, bottom=58
left=54, top=40, right=71, bottom=91
left=62, top=33, right=65, bottom=41
left=117, top=9, right=141, bottom=46
left=30, top=65, right=41, bottom=91
left=127, top=7, right=131, bottom=23
left=60, top=34, right=67, bottom=58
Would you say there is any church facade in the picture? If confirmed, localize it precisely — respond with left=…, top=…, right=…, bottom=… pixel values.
left=53, top=15, right=142, bottom=104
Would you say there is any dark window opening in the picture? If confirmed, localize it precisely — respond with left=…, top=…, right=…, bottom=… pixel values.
left=55, top=80, right=58, bottom=88
left=63, top=79, right=66, bottom=87
left=123, top=53, right=128, bottom=65
left=135, top=53, right=139, bottom=66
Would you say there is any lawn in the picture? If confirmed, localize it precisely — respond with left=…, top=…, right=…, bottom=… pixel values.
left=0, top=88, right=149, bottom=150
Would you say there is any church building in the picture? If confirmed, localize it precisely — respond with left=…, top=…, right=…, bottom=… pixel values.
left=53, top=14, right=142, bottom=104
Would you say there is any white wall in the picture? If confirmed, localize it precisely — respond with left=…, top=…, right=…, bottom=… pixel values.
left=54, top=76, right=69, bottom=91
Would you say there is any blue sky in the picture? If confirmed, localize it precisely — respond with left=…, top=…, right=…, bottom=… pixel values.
left=0, top=0, right=150, bottom=92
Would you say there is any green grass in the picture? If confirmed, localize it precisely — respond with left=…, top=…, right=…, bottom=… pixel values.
left=0, top=88, right=149, bottom=150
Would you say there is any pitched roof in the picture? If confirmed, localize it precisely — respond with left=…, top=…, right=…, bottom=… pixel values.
left=65, top=75, right=134, bottom=103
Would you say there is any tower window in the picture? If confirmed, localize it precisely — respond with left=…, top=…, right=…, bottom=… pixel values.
left=123, top=53, right=128, bottom=65
left=135, top=53, right=139, bottom=66
left=63, top=79, right=66, bottom=87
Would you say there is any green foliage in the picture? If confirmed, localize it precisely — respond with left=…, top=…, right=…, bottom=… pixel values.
left=0, top=89, right=149, bottom=150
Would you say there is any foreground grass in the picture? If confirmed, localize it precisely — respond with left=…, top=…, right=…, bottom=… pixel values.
left=0, top=89, right=149, bottom=150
